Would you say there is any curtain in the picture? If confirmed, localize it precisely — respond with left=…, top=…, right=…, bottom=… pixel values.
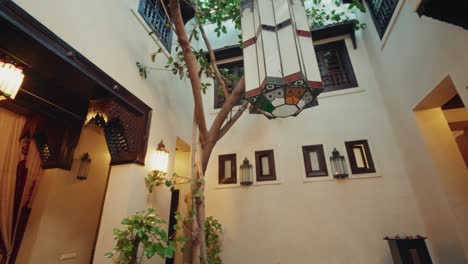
left=0, top=109, right=26, bottom=264
left=0, top=109, right=43, bottom=264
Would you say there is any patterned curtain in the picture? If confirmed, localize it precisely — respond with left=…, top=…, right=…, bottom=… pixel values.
left=0, top=109, right=43, bottom=264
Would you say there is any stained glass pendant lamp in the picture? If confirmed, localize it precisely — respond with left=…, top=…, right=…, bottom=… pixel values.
left=0, top=59, right=24, bottom=100
left=241, top=0, right=324, bottom=119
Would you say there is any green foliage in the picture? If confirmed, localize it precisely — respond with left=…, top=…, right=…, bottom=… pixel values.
left=145, top=170, right=167, bottom=193
left=105, top=208, right=181, bottom=264
left=205, top=216, right=223, bottom=264
left=195, top=0, right=241, bottom=35
left=306, top=0, right=367, bottom=30
left=146, top=171, right=194, bottom=193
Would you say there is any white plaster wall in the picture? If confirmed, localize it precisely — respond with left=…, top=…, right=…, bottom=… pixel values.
left=17, top=126, right=111, bottom=264
left=11, top=0, right=195, bottom=263
left=360, top=1, right=468, bottom=262
left=200, top=25, right=427, bottom=262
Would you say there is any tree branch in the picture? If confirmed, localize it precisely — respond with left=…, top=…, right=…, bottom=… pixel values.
left=199, top=25, right=230, bottom=99
left=169, top=0, right=208, bottom=142
left=218, top=101, right=248, bottom=140
left=209, top=77, right=245, bottom=138
left=192, top=5, right=230, bottom=99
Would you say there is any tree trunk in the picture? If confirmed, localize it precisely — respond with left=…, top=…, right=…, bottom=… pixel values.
left=167, top=1, right=246, bottom=262
left=130, top=237, right=140, bottom=264
left=191, top=140, right=216, bottom=264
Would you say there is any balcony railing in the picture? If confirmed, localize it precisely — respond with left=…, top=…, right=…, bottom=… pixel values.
left=365, top=0, right=399, bottom=39
left=138, top=0, right=173, bottom=51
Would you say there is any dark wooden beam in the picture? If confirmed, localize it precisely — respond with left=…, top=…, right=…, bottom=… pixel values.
left=311, top=20, right=357, bottom=49
left=417, top=0, right=468, bottom=30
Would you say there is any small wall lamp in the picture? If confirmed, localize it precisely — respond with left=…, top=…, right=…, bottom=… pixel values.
left=240, top=157, right=253, bottom=186
left=153, top=140, right=169, bottom=173
left=77, top=153, right=91, bottom=180
left=330, top=148, right=348, bottom=179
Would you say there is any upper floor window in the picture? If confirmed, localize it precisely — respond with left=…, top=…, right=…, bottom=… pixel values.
left=214, top=61, right=244, bottom=109
left=315, top=40, right=358, bottom=92
left=365, top=0, right=400, bottom=39
left=138, top=0, right=173, bottom=51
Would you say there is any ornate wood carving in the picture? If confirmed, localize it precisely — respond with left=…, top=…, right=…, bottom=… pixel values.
left=88, top=98, right=150, bottom=165
left=0, top=1, right=152, bottom=169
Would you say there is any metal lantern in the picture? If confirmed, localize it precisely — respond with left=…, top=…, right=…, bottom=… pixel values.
left=77, top=153, right=91, bottom=180
left=240, top=157, right=253, bottom=186
left=152, top=140, right=169, bottom=173
left=0, top=59, right=24, bottom=100
left=241, top=0, right=324, bottom=119
left=330, top=148, right=348, bottom=179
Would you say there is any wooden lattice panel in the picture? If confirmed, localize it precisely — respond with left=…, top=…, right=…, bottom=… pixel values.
left=88, top=98, right=150, bottom=165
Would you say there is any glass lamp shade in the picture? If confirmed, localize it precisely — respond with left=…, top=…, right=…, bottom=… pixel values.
left=330, top=148, right=348, bottom=179
left=0, top=60, right=24, bottom=100
left=241, top=0, right=324, bottom=119
left=77, top=153, right=91, bottom=180
left=240, top=157, right=253, bottom=186
left=152, top=141, right=169, bottom=173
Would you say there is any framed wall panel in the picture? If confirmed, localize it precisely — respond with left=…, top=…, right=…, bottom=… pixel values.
left=218, top=154, right=237, bottom=184
left=302, top=145, right=328, bottom=177
left=255, top=150, right=276, bottom=182
left=345, top=140, right=376, bottom=174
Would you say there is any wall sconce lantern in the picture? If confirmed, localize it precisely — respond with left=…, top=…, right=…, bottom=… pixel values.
left=330, top=148, right=348, bottom=179
left=0, top=59, right=24, bottom=100
left=153, top=140, right=169, bottom=173
left=240, top=157, right=253, bottom=186
left=77, top=153, right=91, bottom=180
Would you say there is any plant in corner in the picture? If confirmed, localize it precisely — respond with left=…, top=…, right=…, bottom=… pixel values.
left=105, top=208, right=185, bottom=264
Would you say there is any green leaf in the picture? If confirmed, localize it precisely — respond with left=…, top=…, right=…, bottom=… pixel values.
left=164, top=246, right=174, bottom=258
left=165, top=180, right=172, bottom=187
left=154, top=243, right=165, bottom=257
left=104, top=252, right=113, bottom=258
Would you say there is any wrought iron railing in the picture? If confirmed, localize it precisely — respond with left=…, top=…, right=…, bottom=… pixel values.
left=365, top=0, right=399, bottom=39
left=138, top=0, right=173, bottom=51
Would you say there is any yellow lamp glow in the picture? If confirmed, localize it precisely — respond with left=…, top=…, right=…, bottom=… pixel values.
left=152, top=140, right=169, bottom=173
left=0, top=60, right=24, bottom=100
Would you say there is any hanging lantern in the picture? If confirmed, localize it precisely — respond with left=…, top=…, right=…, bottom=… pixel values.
left=241, top=0, right=324, bottom=119
left=77, top=153, right=92, bottom=180
left=240, top=157, right=253, bottom=186
left=330, top=148, right=348, bottom=179
left=152, top=140, right=169, bottom=173
left=0, top=59, right=24, bottom=100
left=85, top=99, right=110, bottom=127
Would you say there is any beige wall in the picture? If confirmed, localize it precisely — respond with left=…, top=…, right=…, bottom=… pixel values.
left=200, top=23, right=426, bottom=263
left=454, top=130, right=468, bottom=167
left=17, top=126, right=111, bottom=264
left=361, top=1, right=468, bottom=262
left=11, top=0, right=195, bottom=263
left=11, top=0, right=468, bottom=263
